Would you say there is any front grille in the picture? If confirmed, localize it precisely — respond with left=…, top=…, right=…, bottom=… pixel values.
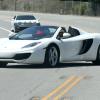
left=17, top=23, right=35, bottom=27
left=23, top=23, right=33, bottom=26
left=13, top=53, right=31, bottom=60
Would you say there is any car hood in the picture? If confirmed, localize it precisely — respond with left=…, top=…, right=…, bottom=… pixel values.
left=0, top=38, right=50, bottom=51
left=15, top=20, right=38, bottom=23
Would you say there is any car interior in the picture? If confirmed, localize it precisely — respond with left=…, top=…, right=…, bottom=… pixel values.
left=68, top=26, right=80, bottom=37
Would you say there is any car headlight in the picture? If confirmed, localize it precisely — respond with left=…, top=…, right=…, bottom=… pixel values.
left=22, top=42, right=41, bottom=48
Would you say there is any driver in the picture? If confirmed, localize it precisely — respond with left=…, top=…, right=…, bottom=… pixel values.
left=59, top=30, right=65, bottom=37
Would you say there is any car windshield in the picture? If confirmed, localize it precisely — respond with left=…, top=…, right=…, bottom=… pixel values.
left=16, top=15, right=36, bottom=20
left=10, top=26, right=58, bottom=40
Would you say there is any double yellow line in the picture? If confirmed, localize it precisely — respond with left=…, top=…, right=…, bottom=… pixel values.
left=42, top=75, right=84, bottom=100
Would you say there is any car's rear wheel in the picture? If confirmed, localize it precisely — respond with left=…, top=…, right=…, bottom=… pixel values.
left=45, top=45, right=59, bottom=67
left=92, top=46, right=100, bottom=65
left=0, top=62, right=7, bottom=67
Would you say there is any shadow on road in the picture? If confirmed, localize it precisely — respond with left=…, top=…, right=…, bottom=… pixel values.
left=3, top=62, right=98, bottom=69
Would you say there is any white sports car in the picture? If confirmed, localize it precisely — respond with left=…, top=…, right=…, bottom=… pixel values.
left=0, top=25, right=100, bottom=67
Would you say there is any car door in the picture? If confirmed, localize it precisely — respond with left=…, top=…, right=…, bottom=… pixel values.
left=58, top=27, right=83, bottom=62
left=60, top=36, right=83, bottom=61
left=59, top=27, right=94, bottom=62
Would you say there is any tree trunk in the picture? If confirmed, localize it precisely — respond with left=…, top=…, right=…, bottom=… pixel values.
left=91, top=1, right=97, bottom=16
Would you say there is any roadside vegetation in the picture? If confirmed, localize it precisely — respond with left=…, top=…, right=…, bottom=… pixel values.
left=0, top=0, right=100, bottom=16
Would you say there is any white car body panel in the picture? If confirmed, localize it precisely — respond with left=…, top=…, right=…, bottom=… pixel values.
left=12, top=20, right=39, bottom=27
left=0, top=26, right=100, bottom=65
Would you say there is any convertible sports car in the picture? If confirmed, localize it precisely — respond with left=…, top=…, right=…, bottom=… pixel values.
left=0, top=25, right=100, bottom=67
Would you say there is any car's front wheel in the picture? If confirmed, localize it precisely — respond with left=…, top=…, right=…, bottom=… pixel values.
left=0, top=62, right=7, bottom=67
left=92, top=46, right=100, bottom=65
left=45, top=45, right=59, bottom=67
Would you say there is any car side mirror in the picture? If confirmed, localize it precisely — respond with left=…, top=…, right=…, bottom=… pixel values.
left=11, top=18, right=14, bottom=21
left=62, top=33, right=71, bottom=39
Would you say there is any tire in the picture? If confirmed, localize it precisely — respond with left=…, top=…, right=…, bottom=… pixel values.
left=37, top=23, right=40, bottom=26
left=0, top=62, right=7, bottom=67
left=45, top=45, right=59, bottom=67
left=15, top=28, right=17, bottom=33
left=11, top=30, right=14, bottom=32
left=15, top=27, right=19, bottom=33
left=92, top=46, right=100, bottom=65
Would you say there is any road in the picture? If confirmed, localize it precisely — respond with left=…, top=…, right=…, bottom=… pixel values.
left=0, top=11, right=100, bottom=100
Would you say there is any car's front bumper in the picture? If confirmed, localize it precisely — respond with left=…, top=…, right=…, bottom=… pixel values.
left=0, top=48, right=46, bottom=64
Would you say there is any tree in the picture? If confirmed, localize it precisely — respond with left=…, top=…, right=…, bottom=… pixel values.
left=60, top=0, right=89, bottom=1
left=0, top=0, right=4, bottom=9
left=60, top=0, right=100, bottom=16
left=89, top=0, right=100, bottom=16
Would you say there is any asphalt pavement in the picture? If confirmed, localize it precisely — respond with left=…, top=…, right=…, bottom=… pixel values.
left=0, top=11, right=100, bottom=100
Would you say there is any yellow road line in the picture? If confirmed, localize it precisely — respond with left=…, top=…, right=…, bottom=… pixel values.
left=42, top=75, right=77, bottom=100
left=54, top=76, right=84, bottom=100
